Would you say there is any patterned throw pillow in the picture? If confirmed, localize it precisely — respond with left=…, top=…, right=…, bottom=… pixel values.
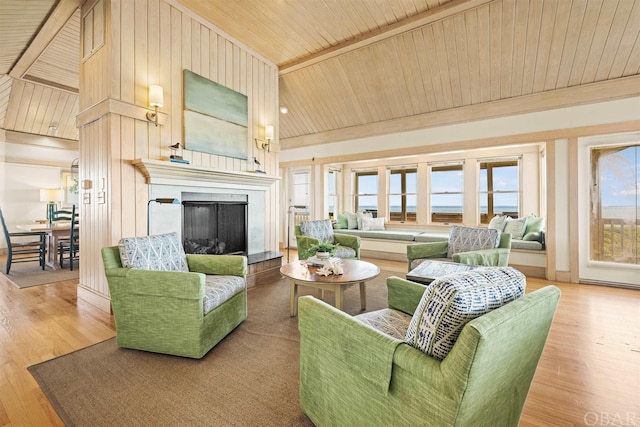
left=299, top=219, right=334, bottom=244
left=356, top=211, right=373, bottom=229
left=503, top=217, right=528, bottom=240
left=488, top=215, right=509, bottom=231
left=447, top=225, right=501, bottom=259
left=118, top=232, right=189, bottom=272
left=346, top=212, right=358, bottom=229
left=404, top=267, right=526, bottom=360
left=361, top=217, right=385, bottom=231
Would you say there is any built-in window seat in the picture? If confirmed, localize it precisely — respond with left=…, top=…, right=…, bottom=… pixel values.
left=333, top=227, right=546, bottom=278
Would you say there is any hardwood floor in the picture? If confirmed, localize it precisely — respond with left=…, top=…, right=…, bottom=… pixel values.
left=0, top=254, right=638, bottom=426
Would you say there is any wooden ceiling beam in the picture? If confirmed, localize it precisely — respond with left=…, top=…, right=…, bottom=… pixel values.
left=278, top=0, right=495, bottom=75
left=8, top=0, right=82, bottom=80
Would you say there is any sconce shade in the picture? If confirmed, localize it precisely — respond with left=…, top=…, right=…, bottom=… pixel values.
left=149, top=85, right=164, bottom=107
left=265, top=125, right=274, bottom=141
left=40, top=188, right=64, bottom=202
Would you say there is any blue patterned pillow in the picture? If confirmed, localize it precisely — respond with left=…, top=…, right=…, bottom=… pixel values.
left=447, top=225, right=501, bottom=259
left=404, top=267, right=526, bottom=360
left=299, top=219, right=334, bottom=244
left=118, top=232, right=189, bottom=272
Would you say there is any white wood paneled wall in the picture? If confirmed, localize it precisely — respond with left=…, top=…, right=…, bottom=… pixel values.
left=77, top=0, right=279, bottom=311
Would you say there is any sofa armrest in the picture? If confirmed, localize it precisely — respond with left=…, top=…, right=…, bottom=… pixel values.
left=407, top=241, right=449, bottom=260
left=186, top=254, right=247, bottom=277
left=105, top=268, right=206, bottom=300
left=453, top=248, right=511, bottom=267
left=298, top=296, right=402, bottom=394
left=296, top=235, right=320, bottom=260
left=387, top=276, right=427, bottom=315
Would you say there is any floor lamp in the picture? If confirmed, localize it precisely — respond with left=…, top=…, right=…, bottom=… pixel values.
left=287, top=205, right=307, bottom=263
left=147, top=198, right=181, bottom=235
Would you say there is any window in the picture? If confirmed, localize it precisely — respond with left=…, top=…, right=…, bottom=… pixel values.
left=291, top=170, right=310, bottom=209
left=479, top=159, right=520, bottom=224
left=355, top=171, right=378, bottom=215
left=389, top=168, right=417, bottom=222
left=328, top=169, right=339, bottom=219
left=430, top=163, right=463, bottom=223
left=590, top=144, right=639, bottom=265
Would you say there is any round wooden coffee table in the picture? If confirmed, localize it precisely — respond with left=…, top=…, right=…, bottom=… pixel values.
left=281, top=259, right=380, bottom=316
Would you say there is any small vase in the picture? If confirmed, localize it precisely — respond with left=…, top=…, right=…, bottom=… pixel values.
left=316, top=251, right=330, bottom=260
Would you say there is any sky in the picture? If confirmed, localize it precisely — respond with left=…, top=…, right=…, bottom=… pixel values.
left=599, top=145, right=639, bottom=208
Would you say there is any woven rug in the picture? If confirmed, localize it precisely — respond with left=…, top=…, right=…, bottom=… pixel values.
left=28, top=269, right=402, bottom=426
left=1, top=262, right=79, bottom=288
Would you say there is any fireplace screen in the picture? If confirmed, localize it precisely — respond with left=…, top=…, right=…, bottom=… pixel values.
left=182, top=201, right=248, bottom=255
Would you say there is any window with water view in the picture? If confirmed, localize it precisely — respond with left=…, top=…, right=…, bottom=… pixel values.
left=389, top=168, right=417, bottom=222
left=430, top=164, right=463, bottom=223
left=355, top=171, right=378, bottom=214
left=479, top=160, right=520, bottom=224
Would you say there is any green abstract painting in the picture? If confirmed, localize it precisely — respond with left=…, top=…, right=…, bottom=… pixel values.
left=183, top=69, right=248, bottom=160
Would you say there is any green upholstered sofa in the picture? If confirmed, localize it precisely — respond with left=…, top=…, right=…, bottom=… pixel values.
left=406, top=226, right=512, bottom=271
left=298, top=276, right=560, bottom=426
left=101, top=238, right=247, bottom=359
left=295, top=219, right=360, bottom=260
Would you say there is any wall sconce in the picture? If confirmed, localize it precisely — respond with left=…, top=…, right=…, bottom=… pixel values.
left=146, top=85, right=164, bottom=127
left=147, top=197, right=180, bottom=235
left=255, top=125, right=280, bottom=152
left=40, top=188, right=64, bottom=224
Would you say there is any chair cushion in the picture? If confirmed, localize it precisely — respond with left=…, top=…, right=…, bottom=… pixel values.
left=355, top=308, right=412, bottom=340
left=118, top=232, right=189, bottom=272
left=447, top=225, right=501, bottom=259
left=334, top=246, right=357, bottom=259
left=203, top=275, right=245, bottom=315
left=404, top=267, right=526, bottom=360
left=299, top=219, right=334, bottom=244
left=410, top=257, right=451, bottom=270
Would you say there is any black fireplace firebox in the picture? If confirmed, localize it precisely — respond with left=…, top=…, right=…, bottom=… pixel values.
left=182, top=200, right=248, bottom=255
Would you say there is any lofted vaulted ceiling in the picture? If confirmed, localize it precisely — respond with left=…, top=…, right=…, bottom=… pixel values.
left=1, top=0, right=639, bottom=148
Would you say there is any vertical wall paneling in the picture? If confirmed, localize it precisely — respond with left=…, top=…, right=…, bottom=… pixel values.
left=78, top=0, right=279, bottom=311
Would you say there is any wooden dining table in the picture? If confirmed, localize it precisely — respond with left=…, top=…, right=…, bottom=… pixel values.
left=16, top=222, right=76, bottom=270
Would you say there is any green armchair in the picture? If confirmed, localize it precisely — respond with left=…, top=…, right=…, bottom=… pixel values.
left=101, top=236, right=247, bottom=359
left=407, top=225, right=511, bottom=271
left=299, top=276, right=560, bottom=427
left=295, top=219, right=360, bottom=260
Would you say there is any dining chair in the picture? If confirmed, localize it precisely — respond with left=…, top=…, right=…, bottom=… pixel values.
left=0, top=207, right=47, bottom=274
left=58, top=205, right=79, bottom=270
left=52, top=207, right=73, bottom=222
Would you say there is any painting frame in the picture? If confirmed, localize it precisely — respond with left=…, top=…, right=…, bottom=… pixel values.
left=61, top=170, right=79, bottom=208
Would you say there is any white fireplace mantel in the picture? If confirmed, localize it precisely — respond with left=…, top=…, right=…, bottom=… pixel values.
left=132, top=158, right=280, bottom=189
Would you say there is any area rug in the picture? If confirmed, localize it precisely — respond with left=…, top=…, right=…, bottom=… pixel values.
left=28, top=269, right=402, bottom=426
left=1, top=263, right=79, bottom=288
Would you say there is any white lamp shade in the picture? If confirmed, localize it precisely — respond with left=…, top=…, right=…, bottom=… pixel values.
left=265, top=125, right=274, bottom=140
left=40, top=188, right=64, bottom=202
left=149, top=85, right=164, bottom=107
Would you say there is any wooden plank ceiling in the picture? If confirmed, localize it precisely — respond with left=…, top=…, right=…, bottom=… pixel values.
left=1, top=0, right=639, bottom=146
